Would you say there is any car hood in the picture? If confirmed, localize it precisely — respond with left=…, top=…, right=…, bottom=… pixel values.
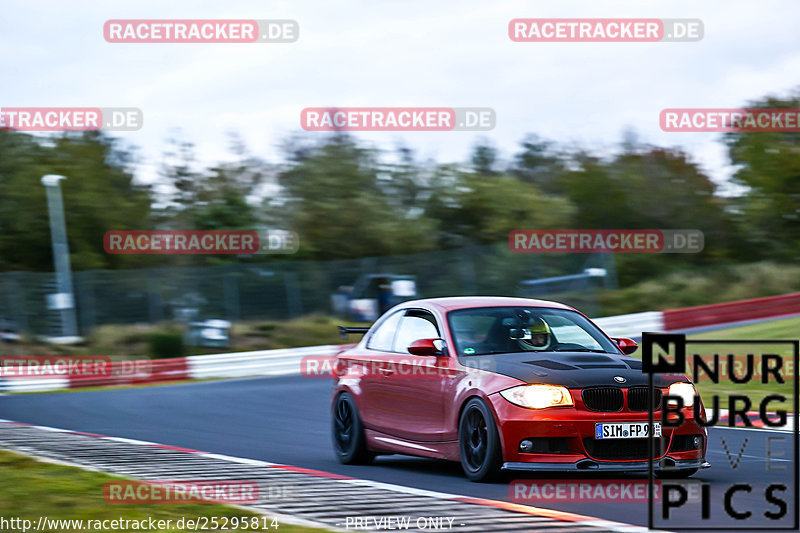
left=464, top=351, right=685, bottom=388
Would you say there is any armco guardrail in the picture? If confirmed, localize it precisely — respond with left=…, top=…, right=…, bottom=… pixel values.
left=187, top=345, right=339, bottom=379
left=663, top=292, right=800, bottom=331
left=0, top=345, right=338, bottom=393
left=0, top=377, right=70, bottom=393
left=67, top=358, right=188, bottom=388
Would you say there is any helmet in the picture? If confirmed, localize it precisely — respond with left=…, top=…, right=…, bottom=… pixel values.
left=518, top=317, right=552, bottom=351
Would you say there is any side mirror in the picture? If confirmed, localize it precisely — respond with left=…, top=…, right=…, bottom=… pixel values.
left=408, top=338, right=447, bottom=356
left=613, top=337, right=638, bottom=355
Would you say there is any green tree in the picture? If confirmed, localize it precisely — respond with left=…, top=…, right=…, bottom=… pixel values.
left=725, top=91, right=800, bottom=260
left=425, top=165, right=576, bottom=247
left=509, top=134, right=565, bottom=193
left=271, top=135, right=436, bottom=259
left=511, top=136, right=746, bottom=283
left=470, top=140, right=500, bottom=177
left=154, top=134, right=264, bottom=265
left=0, top=131, right=153, bottom=271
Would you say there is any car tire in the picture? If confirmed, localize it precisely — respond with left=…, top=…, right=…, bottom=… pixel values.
left=458, top=398, right=501, bottom=482
left=332, top=392, right=373, bottom=465
left=656, top=468, right=698, bottom=479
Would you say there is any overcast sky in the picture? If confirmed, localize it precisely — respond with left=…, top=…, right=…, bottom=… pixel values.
left=3, top=0, right=799, bottom=194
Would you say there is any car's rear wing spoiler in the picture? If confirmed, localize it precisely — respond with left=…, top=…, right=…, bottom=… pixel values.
left=338, top=326, right=370, bottom=339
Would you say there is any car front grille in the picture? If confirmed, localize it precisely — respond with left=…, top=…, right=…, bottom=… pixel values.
left=627, top=386, right=662, bottom=411
left=583, top=437, right=668, bottom=460
left=582, top=387, right=623, bottom=412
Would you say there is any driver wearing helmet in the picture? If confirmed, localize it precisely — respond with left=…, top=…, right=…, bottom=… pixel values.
left=518, top=317, right=553, bottom=351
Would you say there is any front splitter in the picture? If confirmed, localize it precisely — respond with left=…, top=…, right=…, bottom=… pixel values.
left=503, top=458, right=711, bottom=473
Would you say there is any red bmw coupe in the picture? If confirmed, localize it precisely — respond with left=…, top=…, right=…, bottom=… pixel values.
left=331, top=297, right=709, bottom=481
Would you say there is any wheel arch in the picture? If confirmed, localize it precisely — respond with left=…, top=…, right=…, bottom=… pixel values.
left=456, top=393, right=508, bottom=462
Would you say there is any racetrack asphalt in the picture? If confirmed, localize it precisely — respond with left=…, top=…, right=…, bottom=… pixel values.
left=1, top=375, right=796, bottom=530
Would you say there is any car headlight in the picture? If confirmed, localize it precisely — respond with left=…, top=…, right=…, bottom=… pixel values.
left=499, top=384, right=574, bottom=409
left=667, top=382, right=697, bottom=408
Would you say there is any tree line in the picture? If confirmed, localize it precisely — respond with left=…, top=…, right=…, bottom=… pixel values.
left=1, top=91, right=798, bottom=287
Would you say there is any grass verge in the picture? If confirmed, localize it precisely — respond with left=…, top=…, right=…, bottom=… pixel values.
left=0, top=450, right=332, bottom=533
left=2, top=315, right=366, bottom=359
left=685, top=316, right=798, bottom=407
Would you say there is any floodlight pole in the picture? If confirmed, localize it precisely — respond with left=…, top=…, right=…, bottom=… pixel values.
left=41, top=174, right=78, bottom=338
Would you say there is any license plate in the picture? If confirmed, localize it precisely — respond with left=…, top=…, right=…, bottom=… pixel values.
left=595, top=422, right=661, bottom=439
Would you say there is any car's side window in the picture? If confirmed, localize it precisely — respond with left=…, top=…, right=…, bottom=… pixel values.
left=366, top=310, right=404, bottom=351
left=393, top=310, right=440, bottom=353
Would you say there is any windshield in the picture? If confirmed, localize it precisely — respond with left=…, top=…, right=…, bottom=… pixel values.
left=447, top=306, right=620, bottom=356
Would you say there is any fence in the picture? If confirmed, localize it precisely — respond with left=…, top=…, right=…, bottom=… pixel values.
left=0, top=243, right=618, bottom=337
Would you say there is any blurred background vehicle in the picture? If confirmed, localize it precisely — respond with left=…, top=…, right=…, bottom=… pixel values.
left=332, top=274, right=418, bottom=321
left=0, top=317, right=20, bottom=343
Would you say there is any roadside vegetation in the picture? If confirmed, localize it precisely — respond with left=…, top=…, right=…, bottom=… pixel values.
left=598, top=261, right=800, bottom=316
left=0, top=315, right=367, bottom=358
left=2, top=90, right=800, bottom=357
left=3, top=90, right=800, bottom=288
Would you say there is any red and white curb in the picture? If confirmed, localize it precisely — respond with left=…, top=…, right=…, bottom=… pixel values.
left=707, top=409, right=793, bottom=432
left=0, top=419, right=655, bottom=532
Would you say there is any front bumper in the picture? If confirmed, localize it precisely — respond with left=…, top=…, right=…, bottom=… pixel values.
left=503, top=458, right=710, bottom=473
left=488, top=390, right=709, bottom=466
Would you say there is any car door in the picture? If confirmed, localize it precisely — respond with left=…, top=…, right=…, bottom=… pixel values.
left=379, top=309, right=450, bottom=442
left=355, top=309, right=404, bottom=432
